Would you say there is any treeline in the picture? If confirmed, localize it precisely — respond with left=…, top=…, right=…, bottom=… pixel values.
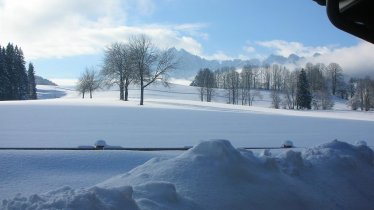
left=191, top=62, right=374, bottom=111
left=0, top=43, right=37, bottom=101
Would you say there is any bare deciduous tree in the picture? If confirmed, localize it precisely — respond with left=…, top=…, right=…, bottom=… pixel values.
left=326, top=62, right=343, bottom=96
left=224, top=69, right=240, bottom=104
left=240, top=65, right=251, bottom=105
left=214, top=69, right=225, bottom=89
left=250, top=90, right=263, bottom=106
left=77, top=67, right=101, bottom=99
left=129, top=35, right=178, bottom=105
left=349, top=77, right=374, bottom=111
left=283, top=70, right=298, bottom=109
left=271, top=90, right=282, bottom=109
left=263, top=65, right=271, bottom=90
left=101, top=42, right=134, bottom=101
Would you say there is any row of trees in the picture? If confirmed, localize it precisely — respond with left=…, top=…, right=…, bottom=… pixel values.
left=0, top=43, right=37, bottom=101
left=191, top=67, right=262, bottom=105
left=77, top=35, right=178, bottom=105
left=191, top=62, right=348, bottom=110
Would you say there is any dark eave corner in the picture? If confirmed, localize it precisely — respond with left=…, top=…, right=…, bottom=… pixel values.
left=314, top=0, right=374, bottom=44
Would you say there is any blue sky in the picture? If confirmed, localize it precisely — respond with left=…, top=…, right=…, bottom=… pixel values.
left=133, top=0, right=355, bottom=49
left=1, top=0, right=372, bottom=85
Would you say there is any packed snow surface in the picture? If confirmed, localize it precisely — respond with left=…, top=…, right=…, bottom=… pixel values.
left=3, top=140, right=374, bottom=210
left=0, top=85, right=373, bottom=148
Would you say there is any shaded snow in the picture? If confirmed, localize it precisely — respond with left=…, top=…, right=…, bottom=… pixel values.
left=0, top=150, right=169, bottom=200
left=3, top=140, right=374, bottom=210
left=2, top=186, right=138, bottom=210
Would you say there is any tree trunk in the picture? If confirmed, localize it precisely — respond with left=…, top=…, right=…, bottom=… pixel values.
left=119, top=76, right=124, bottom=101
left=248, top=90, right=251, bottom=106
left=232, top=88, right=235, bottom=104
left=140, top=71, right=144, bottom=105
left=90, top=90, right=92, bottom=99
left=82, top=92, right=85, bottom=99
left=124, top=79, right=129, bottom=101
left=125, top=87, right=129, bottom=101
left=206, top=88, right=210, bottom=102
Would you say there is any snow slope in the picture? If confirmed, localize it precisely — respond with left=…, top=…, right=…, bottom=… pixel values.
left=3, top=140, right=374, bottom=210
left=0, top=85, right=373, bottom=148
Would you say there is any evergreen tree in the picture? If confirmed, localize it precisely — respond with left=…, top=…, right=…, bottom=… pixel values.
left=296, top=69, right=312, bottom=109
left=0, top=46, right=11, bottom=100
left=5, top=43, right=17, bottom=100
left=0, top=46, right=6, bottom=100
left=192, top=68, right=216, bottom=102
left=28, top=63, right=37, bottom=99
left=14, top=46, right=29, bottom=100
left=0, top=43, right=32, bottom=101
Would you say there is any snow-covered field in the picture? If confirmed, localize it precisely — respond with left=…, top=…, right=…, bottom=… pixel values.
left=1, top=84, right=374, bottom=209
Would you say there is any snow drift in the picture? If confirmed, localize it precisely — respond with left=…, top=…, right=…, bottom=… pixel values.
left=2, top=140, right=374, bottom=210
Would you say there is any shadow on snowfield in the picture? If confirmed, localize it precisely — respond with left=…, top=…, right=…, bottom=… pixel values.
left=37, top=89, right=67, bottom=99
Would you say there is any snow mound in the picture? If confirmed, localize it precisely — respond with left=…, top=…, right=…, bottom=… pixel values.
left=303, top=139, right=374, bottom=165
left=3, top=140, right=374, bottom=210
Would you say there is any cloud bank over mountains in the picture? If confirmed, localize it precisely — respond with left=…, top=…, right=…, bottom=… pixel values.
left=261, top=40, right=374, bottom=78
left=170, top=41, right=374, bottom=79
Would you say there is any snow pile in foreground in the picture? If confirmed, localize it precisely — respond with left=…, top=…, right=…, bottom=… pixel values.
left=3, top=140, right=374, bottom=210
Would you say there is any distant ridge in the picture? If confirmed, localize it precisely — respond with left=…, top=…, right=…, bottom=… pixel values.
left=35, top=75, right=58, bottom=86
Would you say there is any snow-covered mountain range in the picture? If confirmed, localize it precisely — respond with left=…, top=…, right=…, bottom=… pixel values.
left=170, top=48, right=305, bottom=79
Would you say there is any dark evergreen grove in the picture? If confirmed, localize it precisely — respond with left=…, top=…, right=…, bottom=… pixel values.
left=0, top=43, right=37, bottom=101
left=28, top=63, right=37, bottom=100
left=296, top=69, right=312, bottom=110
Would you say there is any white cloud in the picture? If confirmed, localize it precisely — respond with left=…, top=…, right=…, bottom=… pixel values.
left=244, top=46, right=255, bottom=53
left=0, top=0, right=205, bottom=59
left=301, top=41, right=374, bottom=77
left=174, top=23, right=209, bottom=40
left=257, top=40, right=333, bottom=57
left=202, top=51, right=234, bottom=61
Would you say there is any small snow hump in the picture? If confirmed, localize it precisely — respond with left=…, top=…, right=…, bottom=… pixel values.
left=184, top=139, right=242, bottom=161
left=95, top=140, right=107, bottom=149
left=355, top=140, right=367, bottom=146
left=261, top=149, right=272, bottom=156
left=282, top=140, right=294, bottom=148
